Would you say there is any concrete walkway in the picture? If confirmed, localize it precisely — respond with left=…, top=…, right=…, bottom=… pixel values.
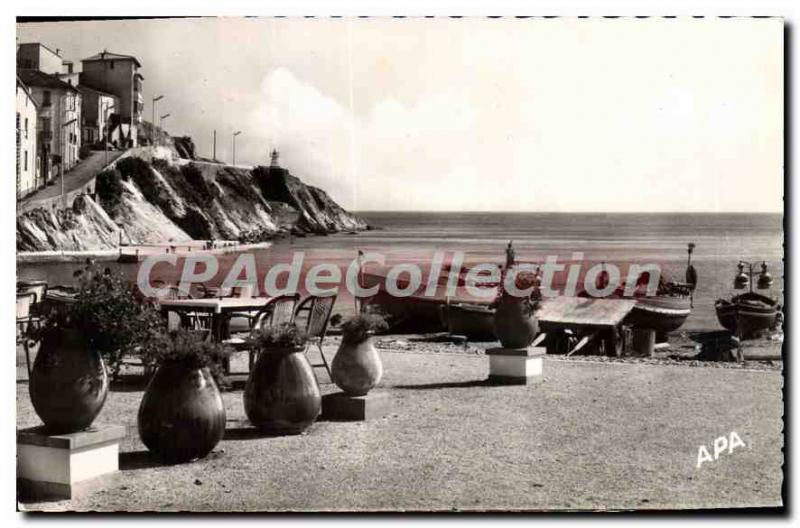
left=17, top=149, right=125, bottom=214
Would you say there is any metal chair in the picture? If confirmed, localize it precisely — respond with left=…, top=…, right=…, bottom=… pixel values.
left=221, top=294, right=301, bottom=374
left=18, top=280, right=47, bottom=306
left=294, top=294, right=337, bottom=381
left=17, top=280, right=47, bottom=327
left=16, top=292, right=37, bottom=378
left=158, top=285, right=210, bottom=330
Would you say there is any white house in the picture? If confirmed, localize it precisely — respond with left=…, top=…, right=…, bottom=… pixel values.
left=16, top=76, right=39, bottom=199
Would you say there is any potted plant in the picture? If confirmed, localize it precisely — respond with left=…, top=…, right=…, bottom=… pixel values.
left=492, top=242, right=540, bottom=349
left=331, top=313, right=388, bottom=396
left=29, top=264, right=163, bottom=434
left=137, top=330, right=229, bottom=463
left=243, top=323, right=321, bottom=434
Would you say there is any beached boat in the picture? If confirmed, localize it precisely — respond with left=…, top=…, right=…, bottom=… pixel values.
left=359, top=272, right=469, bottom=332
left=577, top=282, right=692, bottom=334
left=440, top=301, right=496, bottom=340
left=578, top=244, right=697, bottom=334
left=625, top=293, right=692, bottom=333
left=715, top=261, right=779, bottom=339
left=715, top=293, right=779, bottom=338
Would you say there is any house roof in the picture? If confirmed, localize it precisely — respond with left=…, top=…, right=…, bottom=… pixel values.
left=82, top=51, right=142, bottom=68
left=18, top=42, right=62, bottom=59
left=16, top=69, right=78, bottom=93
left=16, top=76, right=40, bottom=108
left=77, top=83, right=119, bottom=100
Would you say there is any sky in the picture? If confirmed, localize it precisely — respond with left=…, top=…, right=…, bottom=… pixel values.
left=16, top=17, right=783, bottom=213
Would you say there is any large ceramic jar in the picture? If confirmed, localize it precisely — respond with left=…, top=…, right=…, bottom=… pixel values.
left=30, top=327, right=109, bottom=434
left=138, top=363, right=226, bottom=463
left=493, top=294, right=539, bottom=349
left=244, top=346, right=321, bottom=434
left=331, top=335, right=383, bottom=396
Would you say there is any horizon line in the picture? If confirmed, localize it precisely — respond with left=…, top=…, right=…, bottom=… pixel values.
left=352, top=210, right=784, bottom=215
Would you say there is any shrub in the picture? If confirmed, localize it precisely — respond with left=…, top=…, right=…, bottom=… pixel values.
left=35, top=263, right=165, bottom=377
left=145, top=329, right=231, bottom=386
left=247, top=323, right=307, bottom=351
left=181, top=163, right=213, bottom=201
left=151, top=158, right=176, bottom=177
left=95, top=168, right=124, bottom=210
left=173, top=206, right=213, bottom=240
left=339, top=313, right=388, bottom=344
left=115, top=157, right=151, bottom=182
left=114, top=157, right=163, bottom=205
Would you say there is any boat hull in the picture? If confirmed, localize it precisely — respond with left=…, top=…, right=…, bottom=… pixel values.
left=363, top=289, right=449, bottom=332
left=443, top=303, right=496, bottom=339
left=625, top=296, right=692, bottom=333
left=715, top=293, right=779, bottom=339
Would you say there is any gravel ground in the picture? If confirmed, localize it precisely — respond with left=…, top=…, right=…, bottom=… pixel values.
left=17, top=340, right=783, bottom=512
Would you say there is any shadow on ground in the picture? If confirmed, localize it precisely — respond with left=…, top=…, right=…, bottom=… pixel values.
left=393, top=379, right=495, bottom=390
left=119, top=449, right=225, bottom=470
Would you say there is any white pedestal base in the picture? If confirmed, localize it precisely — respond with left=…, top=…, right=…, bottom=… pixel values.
left=486, top=346, right=545, bottom=385
left=17, top=424, right=126, bottom=500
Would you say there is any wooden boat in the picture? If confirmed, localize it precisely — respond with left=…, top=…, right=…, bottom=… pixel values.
left=577, top=282, right=692, bottom=334
left=625, top=293, right=692, bottom=333
left=578, top=244, right=697, bottom=334
left=440, top=301, right=496, bottom=340
left=715, top=292, right=779, bottom=338
left=359, top=270, right=495, bottom=332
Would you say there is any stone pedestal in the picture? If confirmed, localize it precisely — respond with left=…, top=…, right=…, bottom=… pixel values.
left=486, top=346, right=545, bottom=385
left=322, top=391, right=391, bottom=421
left=17, top=424, right=126, bottom=500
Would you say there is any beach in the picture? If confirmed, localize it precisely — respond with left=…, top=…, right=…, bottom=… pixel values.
left=17, top=212, right=785, bottom=332
left=17, top=342, right=783, bottom=511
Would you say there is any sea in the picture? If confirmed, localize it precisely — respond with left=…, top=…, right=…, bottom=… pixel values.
left=18, top=212, right=784, bottom=331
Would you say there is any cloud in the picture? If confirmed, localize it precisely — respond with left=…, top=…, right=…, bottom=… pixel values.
left=252, top=67, right=483, bottom=210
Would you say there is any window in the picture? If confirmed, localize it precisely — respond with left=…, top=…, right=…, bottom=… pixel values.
left=24, top=118, right=28, bottom=139
left=110, top=60, right=115, bottom=70
left=24, top=151, right=28, bottom=171
left=43, top=91, right=51, bottom=106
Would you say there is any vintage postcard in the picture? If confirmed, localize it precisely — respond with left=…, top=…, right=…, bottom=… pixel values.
left=15, top=16, right=784, bottom=512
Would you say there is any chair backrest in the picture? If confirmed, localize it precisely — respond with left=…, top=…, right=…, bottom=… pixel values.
left=296, top=295, right=337, bottom=339
left=271, top=294, right=299, bottom=326
left=254, top=294, right=300, bottom=330
left=162, top=285, right=195, bottom=300
left=232, top=285, right=255, bottom=298
left=16, top=292, right=35, bottom=321
left=18, top=281, right=47, bottom=305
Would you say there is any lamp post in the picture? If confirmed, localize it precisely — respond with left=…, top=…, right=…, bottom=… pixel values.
left=159, top=113, right=171, bottom=131
left=152, top=95, right=163, bottom=144
left=733, top=261, right=773, bottom=293
left=233, top=131, right=242, bottom=166
left=102, top=101, right=114, bottom=166
left=60, top=118, right=78, bottom=210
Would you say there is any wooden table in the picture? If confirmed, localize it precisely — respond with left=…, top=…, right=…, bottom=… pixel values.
left=158, top=297, right=274, bottom=342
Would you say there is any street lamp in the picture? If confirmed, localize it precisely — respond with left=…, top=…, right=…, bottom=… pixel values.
left=160, top=113, right=171, bottom=131
left=233, top=131, right=242, bottom=166
left=733, top=261, right=773, bottom=292
left=152, top=95, right=164, bottom=143
left=102, top=101, right=114, bottom=166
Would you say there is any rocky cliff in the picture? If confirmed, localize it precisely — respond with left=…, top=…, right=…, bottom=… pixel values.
left=17, top=146, right=367, bottom=252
